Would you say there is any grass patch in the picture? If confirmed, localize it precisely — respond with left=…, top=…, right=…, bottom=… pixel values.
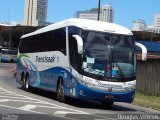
left=133, top=92, right=160, bottom=110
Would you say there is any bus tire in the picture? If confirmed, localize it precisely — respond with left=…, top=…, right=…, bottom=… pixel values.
left=21, top=73, right=25, bottom=89
left=57, top=78, right=66, bottom=102
left=24, top=74, right=30, bottom=92
left=10, top=59, right=14, bottom=63
left=21, top=73, right=30, bottom=92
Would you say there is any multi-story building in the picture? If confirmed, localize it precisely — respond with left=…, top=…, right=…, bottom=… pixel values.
left=101, top=5, right=114, bottom=22
left=132, top=14, right=160, bottom=34
left=76, top=8, right=99, bottom=21
left=23, top=0, right=48, bottom=26
left=132, top=20, right=146, bottom=31
left=154, top=14, right=160, bottom=28
left=75, top=5, right=114, bottom=23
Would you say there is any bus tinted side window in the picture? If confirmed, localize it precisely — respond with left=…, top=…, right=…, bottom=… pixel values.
left=47, top=28, right=66, bottom=55
left=19, top=28, right=66, bottom=55
left=19, top=38, right=27, bottom=53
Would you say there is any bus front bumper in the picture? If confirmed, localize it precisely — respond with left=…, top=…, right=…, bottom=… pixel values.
left=76, top=83, right=135, bottom=103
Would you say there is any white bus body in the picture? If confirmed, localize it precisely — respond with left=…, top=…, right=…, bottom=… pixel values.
left=16, top=18, right=147, bottom=106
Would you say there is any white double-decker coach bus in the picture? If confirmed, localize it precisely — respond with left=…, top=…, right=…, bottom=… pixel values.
left=16, top=18, right=147, bottom=106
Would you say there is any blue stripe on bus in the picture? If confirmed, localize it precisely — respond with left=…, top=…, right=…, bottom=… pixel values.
left=17, top=62, right=135, bottom=103
left=76, top=82, right=135, bottom=103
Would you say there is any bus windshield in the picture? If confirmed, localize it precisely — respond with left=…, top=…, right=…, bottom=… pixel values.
left=81, top=31, right=136, bottom=82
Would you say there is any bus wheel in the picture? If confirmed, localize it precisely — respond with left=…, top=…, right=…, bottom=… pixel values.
left=24, top=74, right=30, bottom=92
left=101, top=101, right=114, bottom=108
left=21, top=73, right=25, bottom=89
left=10, top=59, right=14, bottom=63
left=21, top=74, right=30, bottom=92
left=57, top=79, right=66, bottom=102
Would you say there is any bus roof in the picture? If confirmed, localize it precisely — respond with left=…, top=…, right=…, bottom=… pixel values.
left=21, top=18, right=133, bottom=39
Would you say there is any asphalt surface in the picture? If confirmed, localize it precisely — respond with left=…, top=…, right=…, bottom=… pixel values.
left=0, top=63, right=160, bottom=120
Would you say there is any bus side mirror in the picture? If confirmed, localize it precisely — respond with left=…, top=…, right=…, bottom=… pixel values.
left=135, top=42, right=147, bottom=61
left=72, top=35, right=83, bottom=54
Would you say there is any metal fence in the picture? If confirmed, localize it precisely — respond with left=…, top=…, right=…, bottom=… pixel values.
left=136, top=59, right=160, bottom=96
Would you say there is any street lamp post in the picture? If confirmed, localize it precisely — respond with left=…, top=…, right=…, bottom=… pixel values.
left=97, top=0, right=101, bottom=21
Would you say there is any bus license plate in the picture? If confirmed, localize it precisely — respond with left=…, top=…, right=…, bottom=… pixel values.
left=105, top=95, right=114, bottom=99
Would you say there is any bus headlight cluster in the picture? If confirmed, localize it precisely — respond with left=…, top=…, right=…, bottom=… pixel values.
left=77, top=79, right=94, bottom=87
left=125, top=86, right=134, bottom=91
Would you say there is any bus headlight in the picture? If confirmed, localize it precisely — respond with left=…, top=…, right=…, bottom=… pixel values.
left=77, top=78, right=94, bottom=87
left=85, top=82, right=93, bottom=87
left=125, top=86, right=134, bottom=91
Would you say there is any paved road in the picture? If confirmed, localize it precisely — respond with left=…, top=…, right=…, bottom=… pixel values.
left=0, top=63, right=160, bottom=120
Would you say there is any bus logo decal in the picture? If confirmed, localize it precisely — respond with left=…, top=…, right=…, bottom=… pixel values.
left=18, top=54, right=41, bottom=87
left=35, top=55, right=59, bottom=63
